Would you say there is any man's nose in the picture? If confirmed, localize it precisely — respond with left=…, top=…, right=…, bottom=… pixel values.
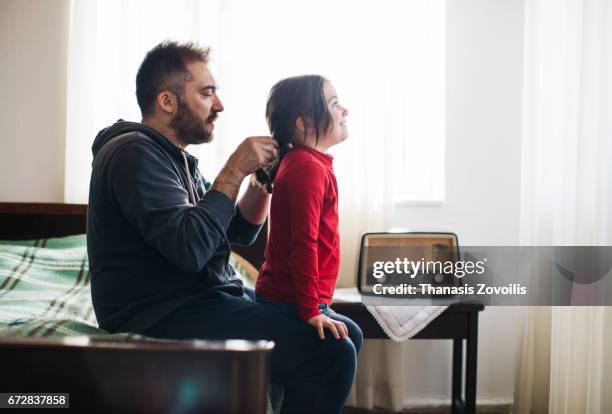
left=343, top=106, right=349, bottom=116
left=213, top=94, right=224, bottom=112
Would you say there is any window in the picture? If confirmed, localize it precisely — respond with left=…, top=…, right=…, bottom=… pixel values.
left=66, top=0, right=445, bottom=204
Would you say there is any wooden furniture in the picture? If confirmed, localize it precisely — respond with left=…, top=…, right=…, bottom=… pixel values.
left=335, top=231, right=485, bottom=414
left=0, top=202, right=88, bottom=240
left=0, top=336, right=273, bottom=413
left=332, top=301, right=484, bottom=414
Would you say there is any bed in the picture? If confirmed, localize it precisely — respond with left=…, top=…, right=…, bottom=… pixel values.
left=0, top=202, right=272, bottom=413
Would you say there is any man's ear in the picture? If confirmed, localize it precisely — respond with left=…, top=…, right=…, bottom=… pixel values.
left=156, top=91, right=176, bottom=115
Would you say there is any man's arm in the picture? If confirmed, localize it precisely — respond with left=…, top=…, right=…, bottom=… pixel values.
left=103, top=135, right=276, bottom=273
left=212, top=136, right=276, bottom=246
left=106, top=139, right=236, bottom=274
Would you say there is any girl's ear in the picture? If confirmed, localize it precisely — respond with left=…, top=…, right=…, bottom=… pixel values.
left=295, top=117, right=306, bottom=133
left=296, top=117, right=313, bottom=134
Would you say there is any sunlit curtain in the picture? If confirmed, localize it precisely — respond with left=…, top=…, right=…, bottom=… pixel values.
left=65, top=0, right=445, bottom=296
left=515, top=0, right=612, bottom=413
left=65, top=1, right=445, bottom=410
left=65, top=0, right=225, bottom=202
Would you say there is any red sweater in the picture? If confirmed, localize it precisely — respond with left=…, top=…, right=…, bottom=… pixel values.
left=256, top=145, right=340, bottom=321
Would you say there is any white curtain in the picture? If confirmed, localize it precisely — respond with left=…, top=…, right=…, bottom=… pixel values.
left=65, top=0, right=445, bottom=290
left=515, top=0, right=612, bottom=413
left=64, top=0, right=445, bottom=205
left=65, top=0, right=227, bottom=202
left=65, top=1, right=445, bottom=410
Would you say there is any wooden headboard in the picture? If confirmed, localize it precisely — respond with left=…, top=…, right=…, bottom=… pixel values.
left=0, top=203, right=267, bottom=269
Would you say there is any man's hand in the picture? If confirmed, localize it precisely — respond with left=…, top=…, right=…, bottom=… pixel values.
left=307, top=314, right=349, bottom=340
left=212, top=136, right=278, bottom=203
left=227, top=136, right=278, bottom=177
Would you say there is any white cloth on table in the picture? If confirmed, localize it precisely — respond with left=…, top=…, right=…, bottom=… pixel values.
left=332, top=287, right=448, bottom=341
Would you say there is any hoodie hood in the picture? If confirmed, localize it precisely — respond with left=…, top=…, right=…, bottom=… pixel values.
left=91, top=120, right=186, bottom=161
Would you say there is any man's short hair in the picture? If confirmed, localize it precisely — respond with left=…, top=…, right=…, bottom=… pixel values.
left=136, top=40, right=210, bottom=116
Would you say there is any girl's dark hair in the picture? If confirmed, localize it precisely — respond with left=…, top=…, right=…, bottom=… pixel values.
left=257, top=75, right=332, bottom=189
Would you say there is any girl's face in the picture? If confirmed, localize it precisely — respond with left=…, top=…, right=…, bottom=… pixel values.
left=320, top=81, right=349, bottom=148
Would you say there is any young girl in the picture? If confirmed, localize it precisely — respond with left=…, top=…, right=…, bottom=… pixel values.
left=255, top=75, right=363, bottom=352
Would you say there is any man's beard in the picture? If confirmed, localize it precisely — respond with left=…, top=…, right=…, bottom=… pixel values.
left=169, top=95, right=217, bottom=145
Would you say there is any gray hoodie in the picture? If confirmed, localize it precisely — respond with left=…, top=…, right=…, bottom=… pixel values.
left=87, top=120, right=261, bottom=333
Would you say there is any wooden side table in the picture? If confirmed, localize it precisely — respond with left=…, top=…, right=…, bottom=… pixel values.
left=332, top=301, right=485, bottom=414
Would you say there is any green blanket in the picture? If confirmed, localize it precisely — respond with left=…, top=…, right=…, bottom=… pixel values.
left=0, top=234, right=254, bottom=338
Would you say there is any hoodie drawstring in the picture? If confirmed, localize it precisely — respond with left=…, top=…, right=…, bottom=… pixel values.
left=181, top=150, right=197, bottom=206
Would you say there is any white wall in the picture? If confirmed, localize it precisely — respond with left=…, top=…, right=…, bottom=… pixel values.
left=393, top=0, right=525, bottom=407
left=0, top=0, right=525, bottom=407
left=0, top=0, right=69, bottom=202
